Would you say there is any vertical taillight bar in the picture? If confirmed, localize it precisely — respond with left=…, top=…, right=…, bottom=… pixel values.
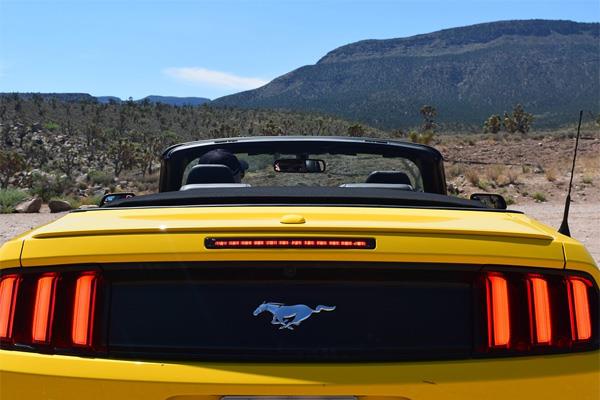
left=0, top=275, right=20, bottom=340
left=32, top=274, right=58, bottom=343
left=527, top=276, right=552, bottom=345
left=486, top=273, right=511, bottom=348
left=567, top=277, right=592, bottom=341
left=71, top=273, right=98, bottom=347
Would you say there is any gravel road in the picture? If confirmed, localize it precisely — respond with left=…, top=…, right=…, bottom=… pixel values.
left=1, top=202, right=598, bottom=263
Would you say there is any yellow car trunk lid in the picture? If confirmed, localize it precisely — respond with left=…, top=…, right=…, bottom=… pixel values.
left=20, top=206, right=565, bottom=268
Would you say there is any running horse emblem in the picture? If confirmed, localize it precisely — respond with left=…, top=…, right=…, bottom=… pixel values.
left=252, top=302, right=336, bottom=330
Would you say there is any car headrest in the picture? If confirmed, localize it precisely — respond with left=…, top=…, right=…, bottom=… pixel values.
left=186, top=164, right=235, bottom=184
left=366, top=171, right=412, bottom=185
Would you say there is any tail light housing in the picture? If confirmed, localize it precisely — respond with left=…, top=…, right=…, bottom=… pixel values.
left=0, top=267, right=104, bottom=355
left=479, top=269, right=598, bottom=355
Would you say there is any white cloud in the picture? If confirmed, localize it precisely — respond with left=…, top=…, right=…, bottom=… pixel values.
left=164, top=67, right=268, bottom=90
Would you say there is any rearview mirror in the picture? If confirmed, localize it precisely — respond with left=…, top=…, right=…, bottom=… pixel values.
left=470, top=193, right=507, bottom=210
left=274, top=159, right=326, bottom=173
left=99, top=192, right=136, bottom=207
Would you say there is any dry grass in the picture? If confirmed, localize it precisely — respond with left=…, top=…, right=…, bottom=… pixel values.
left=447, top=163, right=466, bottom=178
left=506, top=168, right=520, bottom=185
left=545, top=168, right=558, bottom=182
left=533, top=192, right=547, bottom=202
left=465, top=169, right=480, bottom=186
left=486, top=165, right=505, bottom=185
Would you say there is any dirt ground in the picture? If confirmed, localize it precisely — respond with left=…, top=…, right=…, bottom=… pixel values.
left=439, top=135, right=600, bottom=206
left=1, top=202, right=597, bottom=264
left=510, top=202, right=599, bottom=263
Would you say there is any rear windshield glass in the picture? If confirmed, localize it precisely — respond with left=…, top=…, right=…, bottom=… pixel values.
left=182, top=152, right=424, bottom=191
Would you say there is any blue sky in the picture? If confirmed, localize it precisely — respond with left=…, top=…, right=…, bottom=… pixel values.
left=1, top=0, right=598, bottom=100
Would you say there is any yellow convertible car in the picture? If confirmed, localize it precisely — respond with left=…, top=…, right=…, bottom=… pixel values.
left=0, top=137, right=597, bottom=399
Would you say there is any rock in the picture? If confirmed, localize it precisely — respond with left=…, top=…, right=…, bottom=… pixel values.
left=15, top=197, right=42, bottom=213
left=48, top=199, right=72, bottom=213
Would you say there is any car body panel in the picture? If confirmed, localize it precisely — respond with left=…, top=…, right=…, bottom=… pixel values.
left=1, top=349, right=598, bottom=399
left=12, top=206, right=567, bottom=269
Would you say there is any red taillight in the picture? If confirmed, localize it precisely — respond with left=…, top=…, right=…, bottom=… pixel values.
left=31, top=273, right=58, bottom=343
left=0, top=275, right=20, bottom=340
left=205, top=237, right=375, bottom=249
left=527, top=276, right=552, bottom=345
left=71, top=273, right=98, bottom=347
left=567, top=277, right=592, bottom=341
left=485, top=273, right=511, bottom=348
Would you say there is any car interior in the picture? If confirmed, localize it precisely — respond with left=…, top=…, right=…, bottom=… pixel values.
left=180, top=153, right=420, bottom=192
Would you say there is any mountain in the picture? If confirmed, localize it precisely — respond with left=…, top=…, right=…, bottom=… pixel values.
left=2, top=93, right=211, bottom=107
left=138, top=95, right=210, bottom=106
left=0, top=93, right=96, bottom=102
left=213, top=20, right=600, bottom=129
left=96, top=96, right=122, bottom=104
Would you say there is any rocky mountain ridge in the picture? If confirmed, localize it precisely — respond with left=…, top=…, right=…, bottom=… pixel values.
left=213, top=19, right=600, bottom=129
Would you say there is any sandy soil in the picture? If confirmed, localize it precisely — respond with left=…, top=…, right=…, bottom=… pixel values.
left=0, top=206, right=68, bottom=245
left=510, top=202, right=599, bottom=263
left=1, top=202, right=597, bottom=264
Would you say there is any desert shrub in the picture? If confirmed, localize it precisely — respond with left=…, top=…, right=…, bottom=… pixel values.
left=420, top=131, right=435, bottom=145
left=43, top=121, right=60, bottom=131
left=486, top=165, right=505, bottom=185
left=545, top=168, right=558, bottom=182
left=346, top=124, right=366, bottom=137
left=582, top=175, right=593, bottom=185
left=477, top=179, right=491, bottom=191
left=522, top=165, right=531, bottom=174
left=0, top=150, right=25, bottom=188
left=408, top=130, right=435, bottom=145
left=30, top=173, right=74, bottom=202
left=447, top=163, right=465, bottom=179
left=0, top=188, right=29, bottom=213
left=87, top=170, right=114, bottom=186
left=533, top=192, right=547, bottom=202
left=465, top=169, right=480, bottom=186
left=79, top=195, right=102, bottom=206
left=506, top=169, right=520, bottom=185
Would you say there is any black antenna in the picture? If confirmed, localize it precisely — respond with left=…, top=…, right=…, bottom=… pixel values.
left=558, top=110, right=584, bottom=237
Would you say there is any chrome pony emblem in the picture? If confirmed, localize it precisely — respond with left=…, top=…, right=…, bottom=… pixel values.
left=253, top=302, right=336, bottom=330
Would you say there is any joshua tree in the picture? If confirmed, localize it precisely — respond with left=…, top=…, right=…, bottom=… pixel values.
left=484, top=114, right=502, bottom=134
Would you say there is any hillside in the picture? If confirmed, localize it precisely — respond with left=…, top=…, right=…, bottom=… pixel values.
left=0, top=96, right=386, bottom=199
left=96, top=95, right=211, bottom=106
left=213, top=20, right=600, bottom=129
left=0, top=93, right=211, bottom=106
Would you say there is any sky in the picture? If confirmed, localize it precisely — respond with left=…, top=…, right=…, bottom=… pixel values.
left=0, top=0, right=598, bottom=100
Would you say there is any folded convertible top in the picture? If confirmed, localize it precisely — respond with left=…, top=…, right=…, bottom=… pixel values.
left=105, top=186, right=509, bottom=211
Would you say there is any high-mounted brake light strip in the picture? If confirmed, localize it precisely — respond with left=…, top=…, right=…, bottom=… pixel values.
left=205, top=237, right=376, bottom=249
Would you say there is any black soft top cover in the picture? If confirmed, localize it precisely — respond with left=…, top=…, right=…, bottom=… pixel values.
left=106, top=186, right=491, bottom=210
